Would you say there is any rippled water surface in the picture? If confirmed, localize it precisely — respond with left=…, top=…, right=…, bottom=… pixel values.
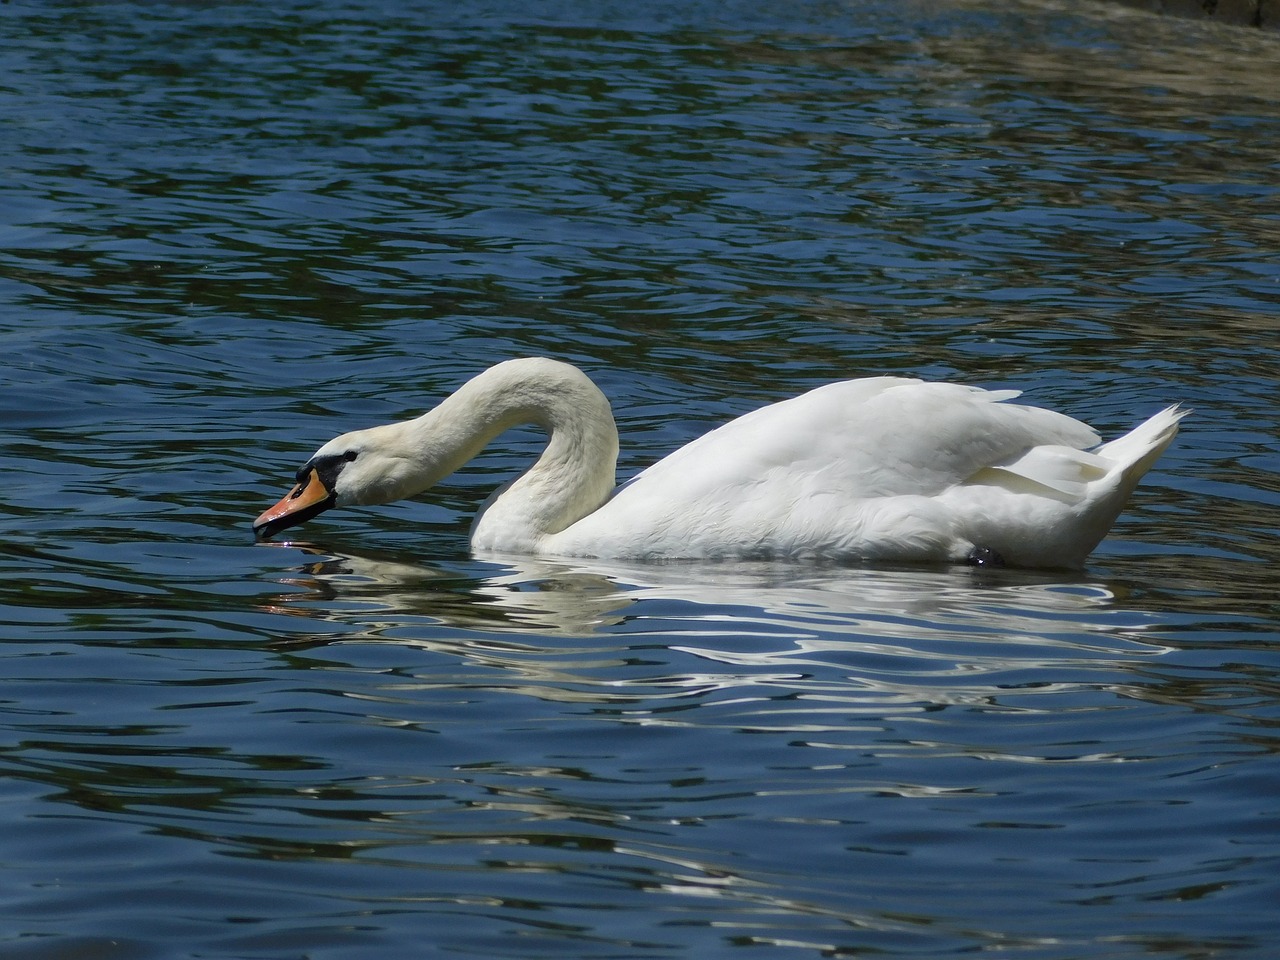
left=2, top=0, right=1279, bottom=957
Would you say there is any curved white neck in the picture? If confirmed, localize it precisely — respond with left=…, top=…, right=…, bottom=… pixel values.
left=398, top=359, right=620, bottom=553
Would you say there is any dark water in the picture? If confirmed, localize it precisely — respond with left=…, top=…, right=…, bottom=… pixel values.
left=2, top=1, right=1279, bottom=957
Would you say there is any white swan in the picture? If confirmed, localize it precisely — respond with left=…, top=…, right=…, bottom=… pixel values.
left=253, top=357, right=1185, bottom=569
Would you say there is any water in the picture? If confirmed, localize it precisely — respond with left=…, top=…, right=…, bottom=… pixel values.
left=2, top=0, right=1279, bottom=957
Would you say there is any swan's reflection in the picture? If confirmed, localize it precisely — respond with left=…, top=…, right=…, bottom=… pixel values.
left=260, top=542, right=634, bottom=634
left=253, top=542, right=1189, bottom=747
left=257, top=540, right=1169, bottom=657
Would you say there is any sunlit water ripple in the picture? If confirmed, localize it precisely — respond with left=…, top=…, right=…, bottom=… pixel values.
left=1, top=1, right=1278, bottom=958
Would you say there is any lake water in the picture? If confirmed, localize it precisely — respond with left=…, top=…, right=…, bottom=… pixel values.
left=2, top=1, right=1279, bottom=957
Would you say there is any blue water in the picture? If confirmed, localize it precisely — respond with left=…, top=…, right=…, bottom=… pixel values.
left=2, top=1, right=1279, bottom=957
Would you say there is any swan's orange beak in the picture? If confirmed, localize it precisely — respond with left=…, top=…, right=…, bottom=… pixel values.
left=253, top=468, right=336, bottom=540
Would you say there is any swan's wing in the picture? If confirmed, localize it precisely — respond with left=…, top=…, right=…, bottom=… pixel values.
left=619, top=377, right=1099, bottom=503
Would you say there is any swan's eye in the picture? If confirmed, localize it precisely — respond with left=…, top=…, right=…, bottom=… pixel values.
left=343, top=450, right=359, bottom=462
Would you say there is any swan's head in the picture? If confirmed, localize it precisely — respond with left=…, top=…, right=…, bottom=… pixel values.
left=253, top=425, right=422, bottom=540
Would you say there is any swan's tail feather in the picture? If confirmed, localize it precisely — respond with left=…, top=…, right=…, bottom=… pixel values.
left=954, top=404, right=1186, bottom=569
left=1096, top=404, right=1188, bottom=481
left=962, top=405, right=1186, bottom=507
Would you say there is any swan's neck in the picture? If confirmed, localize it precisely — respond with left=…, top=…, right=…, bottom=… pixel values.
left=399, top=359, right=620, bottom=553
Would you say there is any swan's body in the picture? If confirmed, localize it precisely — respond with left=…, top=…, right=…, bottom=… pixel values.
left=254, top=357, right=1185, bottom=569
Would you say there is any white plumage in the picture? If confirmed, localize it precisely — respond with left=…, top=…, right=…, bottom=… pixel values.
left=254, top=357, right=1185, bottom=569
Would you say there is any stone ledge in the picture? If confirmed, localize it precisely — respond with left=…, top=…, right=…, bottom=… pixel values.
left=1108, top=0, right=1279, bottom=29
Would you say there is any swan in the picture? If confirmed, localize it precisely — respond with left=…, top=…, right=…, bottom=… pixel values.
left=253, top=357, right=1185, bottom=568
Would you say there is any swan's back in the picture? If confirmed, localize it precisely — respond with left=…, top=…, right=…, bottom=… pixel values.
left=639, top=377, right=1097, bottom=497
